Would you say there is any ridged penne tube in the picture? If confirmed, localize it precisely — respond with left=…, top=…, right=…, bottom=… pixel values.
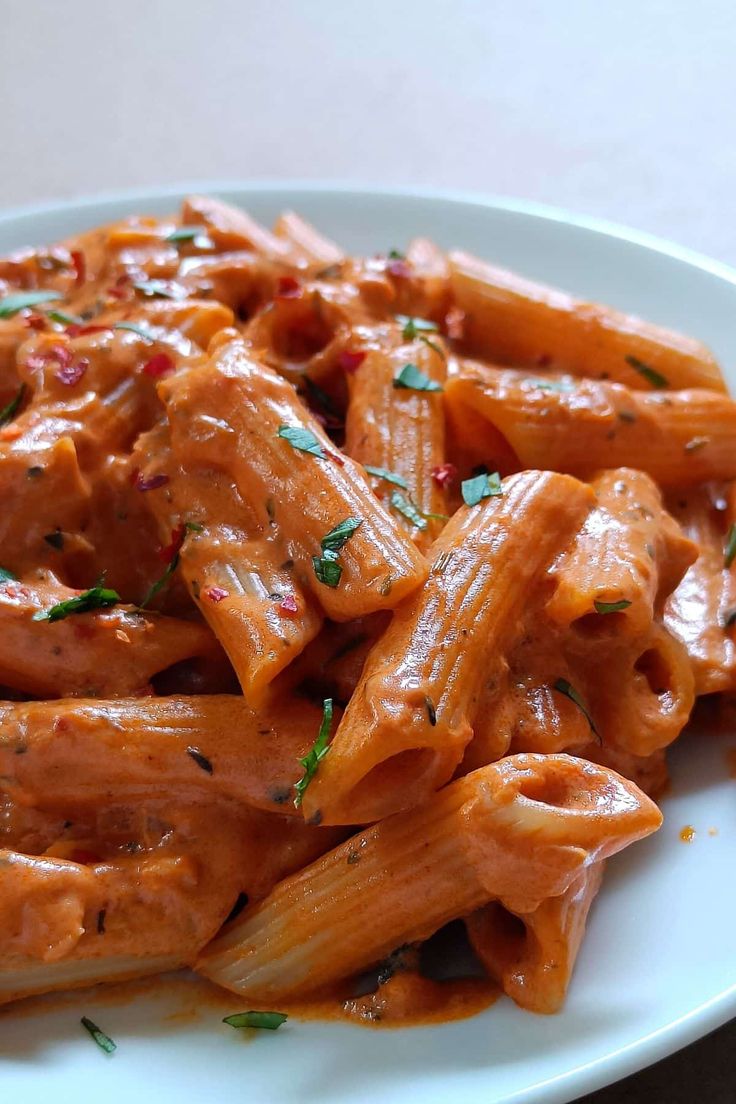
left=157, top=337, right=428, bottom=620
left=445, top=361, right=736, bottom=488
left=547, top=468, right=697, bottom=637
left=181, top=195, right=291, bottom=259
left=303, top=472, right=595, bottom=825
left=448, top=250, right=725, bottom=392
left=465, top=863, right=605, bottom=1014
left=581, top=622, right=695, bottom=756
left=0, top=574, right=220, bottom=698
left=344, top=338, right=448, bottom=550
left=665, top=484, right=736, bottom=694
left=273, top=211, right=345, bottom=269
left=132, top=423, right=323, bottom=704
left=196, top=755, right=661, bottom=999
left=0, top=695, right=333, bottom=817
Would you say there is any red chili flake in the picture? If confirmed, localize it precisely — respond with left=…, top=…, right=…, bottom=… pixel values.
left=431, top=462, right=458, bottom=489
left=69, top=848, right=101, bottom=865
left=276, top=275, right=302, bottom=299
left=536, top=352, right=553, bottom=367
left=23, top=312, right=47, bottom=330
left=143, top=352, right=174, bottom=378
left=26, top=343, right=73, bottom=372
left=56, top=357, right=89, bottom=387
left=203, top=586, right=229, bottom=603
left=327, top=450, right=345, bottom=467
left=70, top=250, right=86, bottom=287
left=66, top=324, right=110, bottom=338
left=279, top=593, right=299, bottom=616
left=159, top=524, right=186, bottom=563
left=135, top=472, right=170, bottom=492
left=387, top=258, right=412, bottom=279
left=444, top=306, right=465, bottom=341
left=338, top=349, right=366, bottom=374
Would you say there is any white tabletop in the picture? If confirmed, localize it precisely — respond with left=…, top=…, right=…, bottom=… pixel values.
left=0, top=2, right=734, bottom=1100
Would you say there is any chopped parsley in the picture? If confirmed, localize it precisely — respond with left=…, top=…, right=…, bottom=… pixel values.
left=553, top=678, right=600, bottom=740
left=186, top=746, right=213, bottom=774
left=277, top=425, right=326, bottom=458
left=0, top=383, right=27, bottom=426
left=80, top=1016, right=117, bottom=1054
left=33, top=585, right=121, bottom=622
left=312, top=517, right=362, bottom=588
left=461, top=471, right=502, bottom=507
left=364, top=465, right=408, bottom=489
left=294, top=698, right=333, bottom=807
left=132, top=279, right=179, bottom=300
left=387, top=249, right=405, bottom=260
left=392, top=363, right=443, bottom=393
left=114, top=321, right=156, bottom=342
left=223, top=1011, right=288, bottom=1031
left=46, top=308, right=84, bottom=326
left=140, top=521, right=202, bottom=609
left=166, top=226, right=212, bottom=247
left=395, top=314, right=439, bottom=341
left=725, top=524, right=736, bottom=569
left=0, top=289, right=62, bottom=318
left=625, top=355, right=668, bottom=390
left=593, top=598, right=632, bottom=614
left=390, top=491, right=427, bottom=530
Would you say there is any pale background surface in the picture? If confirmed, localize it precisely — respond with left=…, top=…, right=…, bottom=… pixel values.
left=0, top=1, right=734, bottom=1099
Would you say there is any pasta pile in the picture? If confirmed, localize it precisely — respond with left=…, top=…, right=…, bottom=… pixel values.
left=0, top=196, right=733, bottom=1025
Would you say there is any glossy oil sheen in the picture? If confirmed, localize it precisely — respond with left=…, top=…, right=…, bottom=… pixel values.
left=0, top=184, right=735, bottom=1104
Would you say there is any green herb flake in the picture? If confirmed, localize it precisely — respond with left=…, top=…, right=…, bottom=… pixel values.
left=132, top=279, right=179, bottom=300
left=312, top=551, right=342, bottom=588
left=0, top=566, right=17, bottom=582
left=186, top=746, right=213, bottom=774
left=396, top=314, right=439, bottom=341
left=139, top=522, right=201, bottom=609
left=392, top=363, right=443, bottom=393
left=320, top=517, right=363, bottom=553
left=424, top=695, right=437, bottom=726
left=390, top=491, right=427, bottom=531
left=553, top=678, right=600, bottom=740
left=80, top=1016, right=117, bottom=1054
left=114, top=321, right=156, bottom=342
left=625, top=355, right=668, bottom=390
left=44, top=530, right=64, bottom=550
left=593, top=598, right=632, bottom=614
left=276, top=425, right=326, bottom=458
left=294, top=698, right=334, bottom=807
left=46, top=309, right=84, bottom=326
left=725, top=524, right=736, bottom=569
left=223, top=1011, right=288, bottom=1031
left=0, top=383, right=27, bottom=427
left=363, top=465, right=409, bottom=489
left=166, top=226, right=213, bottom=247
left=0, top=290, right=62, bottom=318
left=33, top=585, right=121, bottom=623
left=388, top=249, right=405, bottom=261
left=461, top=471, right=503, bottom=507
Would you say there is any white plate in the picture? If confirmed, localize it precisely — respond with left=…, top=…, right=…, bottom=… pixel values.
left=0, top=184, right=734, bottom=1104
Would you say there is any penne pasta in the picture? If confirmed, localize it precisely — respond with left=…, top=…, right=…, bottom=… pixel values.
left=547, top=468, right=697, bottom=637
left=344, top=336, right=449, bottom=550
left=465, top=863, right=605, bottom=1014
left=303, top=471, right=595, bottom=825
left=448, top=249, right=725, bottom=391
left=445, top=360, right=736, bottom=488
left=196, top=755, right=660, bottom=999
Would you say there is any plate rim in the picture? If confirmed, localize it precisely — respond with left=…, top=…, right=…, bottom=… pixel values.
left=0, top=179, right=734, bottom=1103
